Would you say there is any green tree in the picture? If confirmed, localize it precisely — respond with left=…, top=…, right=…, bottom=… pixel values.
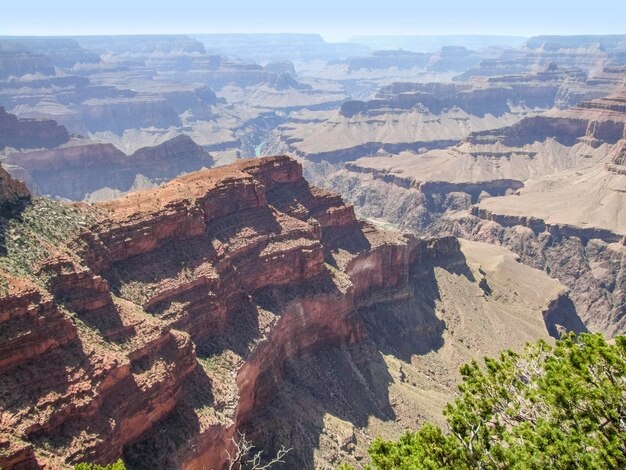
left=74, top=459, right=126, bottom=470
left=363, top=333, right=626, bottom=469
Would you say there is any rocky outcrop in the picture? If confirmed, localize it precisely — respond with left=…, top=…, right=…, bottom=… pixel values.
left=311, top=159, right=524, bottom=232
left=469, top=89, right=626, bottom=147
left=0, top=107, right=70, bottom=150
left=0, top=272, right=77, bottom=371
left=344, top=64, right=623, bottom=119
left=0, top=253, right=198, bottom=470
left=315, top=88, right=626, bottom=336
left=340, top=80, right=559, bottom=118
left=0, top=165, right=29, bottom=215
left=0, top=209, right=199, bottom=470
left=440, top=213, right=626, bottom=336
left=4, top=134, right=213, bottom=200
left=0, top=156, right=571, bottom=469
left=79, top=97, right=181, bottom=134
left=276, top=66, right=624, bottom=164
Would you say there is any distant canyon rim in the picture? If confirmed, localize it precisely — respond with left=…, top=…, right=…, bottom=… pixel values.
left=0, top=33, right=625, bottom=469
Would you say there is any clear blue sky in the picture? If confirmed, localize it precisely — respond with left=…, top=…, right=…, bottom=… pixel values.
left=1, top=0, right=624, bottom=41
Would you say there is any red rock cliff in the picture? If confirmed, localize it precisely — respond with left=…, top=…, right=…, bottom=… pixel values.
left=0, top=156, right=462, bottom=469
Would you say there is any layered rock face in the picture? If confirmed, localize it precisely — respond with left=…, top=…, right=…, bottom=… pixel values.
left=4, top=134, right=214, bottom=200
left=79, top=97, right=181, bottom=134
left=457, top=35, right=626, bottom=80
left=0, top=165, right=29, bottom=215
left=274, top=66, right=622, bottom=164
left=444, top=90, right=626, bottom=335
left=0, top=156, right=571, bottom=469
left=317, top=87, right=626, bottom=336
left=468, top=88, right=626, bottom=147
left=0, top=107, right=70, bottom=150
left=0, top=41, right=56, bottom=79
left=341, top=46, right=485, bottom=73
left=0, top=34, right=348, bottom=168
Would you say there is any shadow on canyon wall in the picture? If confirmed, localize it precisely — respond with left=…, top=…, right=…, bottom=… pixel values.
left=238, top=256, right=465, bottom=468
left=0, top=197, right=29, bottom=257
left=123, top=366, right=217, bottom=470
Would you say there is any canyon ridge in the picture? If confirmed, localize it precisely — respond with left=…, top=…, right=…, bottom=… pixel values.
left=1, top=30, right=625, bottom=469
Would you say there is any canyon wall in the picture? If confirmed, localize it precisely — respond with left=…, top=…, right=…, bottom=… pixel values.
left=4, top=134, right=214, bottom=200
left=315, top=89, right=626, bottom=336
left=275, top=67, right=623, bottom=164
left=0, top=156, right=570, bottom=469
left=0, top=107, right=70, bottom=150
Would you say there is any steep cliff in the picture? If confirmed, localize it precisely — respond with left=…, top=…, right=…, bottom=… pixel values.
left=0, top=41, right=56, bottom=79
left=79, top=97, right=181, bottom=134
left=274, top=67, right=623, bottom=164
left=4, top=135, right=213, bottom=200
left=0, top=166, right=29, bottom=215
left=316, top=87, right=626, bottom=336
left=0, top=107, right=70, bottom=150
left=0, top=156, right=575, bottom=469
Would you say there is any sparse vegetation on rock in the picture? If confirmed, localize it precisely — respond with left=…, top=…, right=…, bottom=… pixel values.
left=226, top=432, right=290, bottom=470
left=0, top=197, right=94, bottom=278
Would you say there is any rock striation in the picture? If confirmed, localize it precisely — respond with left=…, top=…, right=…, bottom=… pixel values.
left=0, top=156, right=572, bottom=469
left=0, top=107, right=70, bottom=150
left=0, top=40, right=56, bottom=79
left=318, top=86, right=626, bottom=336
left=4, top=134, right=214, bottom=200
left=345, top=46, right=485, bottom=73
left=275, top=66, right=623, bottom=164
left=456, top=35, right=626, bottom=80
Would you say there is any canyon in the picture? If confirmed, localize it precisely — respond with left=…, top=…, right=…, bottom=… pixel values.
left=314, top=86, right=626, bottom=336
left=1, top=32, right=626, bottom=469
left=0, top=156, right=580, bottom=469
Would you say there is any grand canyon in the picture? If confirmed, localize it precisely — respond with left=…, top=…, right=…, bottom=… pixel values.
left=1, top=5, right=625, bottom=469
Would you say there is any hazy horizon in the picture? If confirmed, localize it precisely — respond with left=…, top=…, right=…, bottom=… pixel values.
left=1, top=0, right=624, bottom=41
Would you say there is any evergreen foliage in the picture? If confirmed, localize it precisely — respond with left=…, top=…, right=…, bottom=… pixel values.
left=74, top=459, right=126, bottom=470
left=360, top=333, right=626, bottom=469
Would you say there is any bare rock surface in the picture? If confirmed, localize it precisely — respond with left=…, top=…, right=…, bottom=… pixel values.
left=0, top=156, right=570, bottom=469
left=316, top=87, right=626, bottom=336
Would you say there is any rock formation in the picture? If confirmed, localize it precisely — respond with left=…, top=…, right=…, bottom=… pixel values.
left=0, top=165, right=29, bottom=214
left=342, top=47, right=485, bottom=73
left=317, top=86, right=626, bottom=336
left=4, top=134, right=214, bottom=200
left=193, top=34, right=369, bottom=63
left=0, top=107, right=70, bottom=150
left=3, top=31, right=626, bottom=469
left=0, top=40, right=56, bottom=79
left=456, top=35, right=626, bottom=80
left=273, top=66, right=622, bottom=163
left=0, top=156, right=575, bottom=469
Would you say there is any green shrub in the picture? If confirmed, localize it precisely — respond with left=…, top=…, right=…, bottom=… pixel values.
left=354, top=333, right=626, bottom=469
left=74, top=459, right=126, bottom=470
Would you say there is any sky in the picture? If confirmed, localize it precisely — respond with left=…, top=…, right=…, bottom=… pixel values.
left=1, top=0, right=624, bottom=41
